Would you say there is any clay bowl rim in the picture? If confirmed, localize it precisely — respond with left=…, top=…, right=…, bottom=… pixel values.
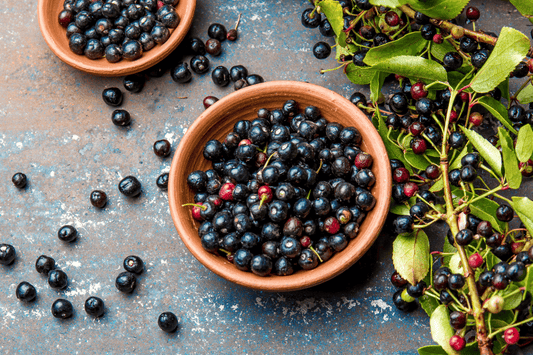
left=168, top=81, right=392, bottom=292
left=37, top=0, right=196, bottom=77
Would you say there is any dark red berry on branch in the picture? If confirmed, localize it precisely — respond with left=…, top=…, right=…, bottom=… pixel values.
left=466, top=6, right=481, bottom=21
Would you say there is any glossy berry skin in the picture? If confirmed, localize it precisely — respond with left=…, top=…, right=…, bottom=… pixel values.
left=507, top=262, right=526, bottom=282
left=229, top=65, right=248, bottom=82
left=12, top=173, right=27, bottom=188
left=85, top=296, right=105, bottom=317
left=492, top=273, right=509, bottom=290
left=203, top=96, right=219, bottom=109
left=448, top=274, right=465, bottom=290
left=460, top=165, right=477, bottom=182
left=410, top=203, right=429, bottom=219
left=350, top=92, right=366, bottom=107
left=385, top=11, right=399, bottom=26
left=153, top=139, right=171, bottom=157
left=124, top=255, right=144, bottom=274
left=461, top=152, right=481, bottom=168
left=448, top=169, right=461, bottom=187
left=58, top=225, right=78, bottom=243
left=16, top=282, right=37, bottom=302
left=313, top=42, right=331, bottom=59
left=111, top=109, right=132, bottom=126
left=51, top=299, right=74, bottom=319
left=504, top=327, right=520, bottom=345
left=420, top=24, right=437, bottom=40
left=471, top=49, right=490, bottom=68
left=298, top=249, right=318, bottom=270
left=455, top=229, right=473, bottom=246
left=406, top=281, right=426, bottom=298
left=393, top=168, right=410, bottom=183
left=513, top=62, right=529, bottom=78
left=389, top=93, right=409, bottom=115
left=466, top=6, right=480, bottom=21
left=403, top=182, right=418, bottom=198
left=391, top=271, right=408, bottom=288
left=450, top=311, right=466, bottom=330
left=250, top=255, right=273, bottom=276
left=158, top=312, right=179, bottom=332
left=0, top=243, right=16, bottom=265
left=508, top=105, right=525, bottom=122
left=157, top=173, right=169, bottom=190
left=123, top=74, right=144, bottom=93
left=414, top=11, right=429, bottom=24
left=443, top=52, right=463, bottom=71
left=170, top=62, right=192, bottom=83
left=190, top=55, right=210, bottom=74
left=35, top=255, right=55, bottom=275
left=468, top=253, right=483, bottom=269
left=459, top=37, right=478, bottom=53
left=205, top=38, right=222, bottom=56
left=392, top=289, right=416, bottom=312
left=410, top=137, right=427, bottom=155
left=119, top=176, right=142, bottom=197
left=478, top=270, right=494, bottom=287
left=496, top=204, right=514, bottom=222
left=48, top=269, right=68, bottom=289
left=90, top=190, right=107, bottom=208
left=393, top=216, right=413, bottom=234
left=449, top=335, right=466, bottom=351
left=425, top=165, right=440, bottom=180
left=115, top=272, right=137, bottom=293
left=207, top=23, right=227, bottom=41
left=102, top=87, right=123, bottom=107
left=211, top=66, right=230, bottom=87
left=449, top=132, right=466, bottom=149
left=410, top=82, right=427, bottom=101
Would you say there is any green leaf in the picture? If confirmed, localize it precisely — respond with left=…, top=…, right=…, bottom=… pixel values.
left=460, top=127, right=502, bottom=176
left=390, top=203, right=410, bottom=215
left=516, top=125, right=533, bottom=162
left=449, top=253, right=464, bottom=275
left=370, top=56, right=448, bottom=83
left=449, top=145, right=470, bottom=170
left=517, top=82, right=533, bottom=104
left=510, top=0, right=533, bottom=24
left=498, top=284, right=522, bottom=310
left=498, top=77, right=511, bottom=103
left=417, top=345, right=447, bottom=355
left=499, top=127, right=522, bottom=189
left=442, top=234, right=456, bottom=265
left=317, top=0, right=346, bottom=46
left=405, top=151, right=438, bottom=171
left=370, top=71, right=387, bottom=102
left=476, top=96, right=518, bottom=135
left=430, top=178, right=444, bottom=192
left=377, top=113, right=412, bottom=174
left=430, top=305, right=460, bottom=355
left=451, top=188, right=505, bottom=233
left=490, top=319, right=509, bottom=329
left=520, top=266, right=533, bottom=298
left=420, top=294, right=440, bottom=318
left=392, top=230, right=430, bottom=285
left=470, top=27, right=530, bottom=93
left=346, top=63, right=376, bottom=85
left=369, top=0, right=406, bottom=6
left=405, top=0, right=469, bottom=20
left=430, top=40, right=456, bottom=62
left=510, top=197, right=533, bottom=237
left=364, top=32, right=427, bottom=66
left=486, top=252, right=502, bottom=271
left=492, top=310, right=515, bottom=325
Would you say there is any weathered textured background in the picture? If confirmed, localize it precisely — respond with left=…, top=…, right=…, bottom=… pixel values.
left=0, top=0, right=531, bottom=354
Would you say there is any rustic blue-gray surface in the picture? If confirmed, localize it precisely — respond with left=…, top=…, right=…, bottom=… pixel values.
left=0, top=0, right=531, bottom=354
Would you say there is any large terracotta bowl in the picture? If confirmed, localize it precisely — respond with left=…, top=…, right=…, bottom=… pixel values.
left=38, top=0, right=195, bottom=77
left=168, top=81, right=392, bottom=292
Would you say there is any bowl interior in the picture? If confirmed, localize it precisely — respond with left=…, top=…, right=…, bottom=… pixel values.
left=38, top=0, right=196, bottom=77
left=168, top=81, right=392, bottom=292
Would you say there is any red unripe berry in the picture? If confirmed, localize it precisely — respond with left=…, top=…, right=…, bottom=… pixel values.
left=469, top=112, right=483, bottom=126
left=394, top=74, right=404, bottom=82
left=449, top=110, right=458, bottom=123
left=485, top=295, right=505, bottom=314
left=385, top=11, right=400, bottom=26
left=227, top=29, right=238, bottom=41
left=255, top=152, right=268, bottom=167
left=409, top=122, right=425, bottom=136
left=411, top=82, right=428, bottom=101
left=300, top=236, right=311, bottom=248
left=449, top=335, right=466, bottom=351
left=468, top=252, right=483, bottom=269
left=239, top=139, right=252, bottom=146
left=403, top=182, right=419, bottom=198
left=58, top=10, right=73, bottom=28
left=226, top=253, right=234, bottom=262
left=354, top=152, right=373, bottom=169
left=209, top=196, right=223, bottom=208
left=393, top=167, right=410, bottom=183
left=324, top=217, right=340, bottom=234
left=465, top=6, right=480, bottom=21
left=432, top=34, right=443, bottom=44
left=258, top=185, right=273, bottom=204
left=528, top=59, right=533, bottom=73
left=391, top=271, right=408, bottom=288
left=410, top=137, right=427, bottom=155
left=203, top=96, right=219, bottom=109
left=511, top=242, right=524, bottom=254
left=520, top=159, right=533, bottom=177
left=459, top=92, right=469, bottom=103
left=504, top=327, right=520, bottom=345
left=157, top=1, right=165, bottom=9
left=185, top=203, right=204, bottom=221
left=425, top=165, right=440, bottom=180
left=219, top=183, right=235, bottom=201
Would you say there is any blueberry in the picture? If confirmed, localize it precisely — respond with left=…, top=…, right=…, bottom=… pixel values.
left=12, top=173, right=27, bottom=188
left=443, top=52, right=463, bottom=71
left=125, top=22, right=142, bottom=39
left=16, top=282, right=37, bottom=302
left=139, top=32, right=156, bottom=51
left=124, top=255, right=144, bottom=274
left=233, top=249, right=253, bottom=271
left=157, top=173, right=169, bottom=190
left=102, top=87, right=123, bottom=107
left=123, top=74, right=145, bottom=93
left=190, top=55, right=210, bottom=74
left=478, top=270, right=494, bottom=287
left=274, top=256, right=294, bottom=276
left=246, top=74, right=265, bottom=86
left=280, top=237, right=301, bottom=258
left=122, top=40, right=143, bottom=60
left=461, top=152, right=481, bottom=168
left=407, top=280, right=426, bottom=298
left=455, top=229, right=473, bottom=246
left=459, top=37, right=478, bottom=53
left=420, top=24, right=437, bottom=40
left=51, top=299, right=74, bottom=319
left=352, top=51, right=367, bottom=67
left=118, top=176, right=142, bottom=197
left=111, top=109, right=132, bottom=126
left=58, top=225, right=78, bottom=243
left=205, top=38, right=222, bottom=56
left=298, top=249, right=318, bottom=270
left=393, top=289, right=416, bottom=312
left=153, top=139, right=171, bottom=157
left=301, top=8, right=321, bottom=28
left=496, top=204, right=514, bottom=222
left=115, top=271, right=137, bottom=293
left=329, top=233, right=348, bottom=251
left=313, top=42, right=331, bottom=59
left=507, top=262, right=526, bottom=282
left=230, top=65, right=248, bottom=82
left=69, top=33, right=87, bottom=55
left=448, top=274, right=465, bottom=290
left=35, top=255, right=55, bottom=274
left=48, top=269, right=68, bottom=289
left=508, top=105, right=525, bottom=122
left=85, top=296, right=105, bottom=317
left=105, top=44, right=123, bottom=63
left=389, top=93, right=409, bottom=115
left=207, top=23, right=227, bottom=41
left=460, top=165, right=477, bottom=182
left=171, top=62, right=192, bottom=83
left=151, top=25, right=170, bottom=44
left=513, top=62, right=529, bottom=78
left=158, top=312, right=179, bottom=332
left=393, top=216, right=413, bottom=234
left=415, top=98, right=433, bottom=115
left=250, top=255, right=273, bottom=276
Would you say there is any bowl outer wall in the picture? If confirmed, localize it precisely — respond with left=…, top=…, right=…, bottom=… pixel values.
left=168, top=81, right=392, bottom=292
left=38, top=0, right=196, bottom=77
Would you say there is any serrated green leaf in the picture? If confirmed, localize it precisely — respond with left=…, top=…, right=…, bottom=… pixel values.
left=516, top=125, right=533, bottom=163
left=499, top=127, right=522, bottom=189
left=392, top=230, right=430, bottom=285
left=377, top=114, right=412, bottom=174
left=370, top=0, right=405, bottom=6
left=346, top=63, right=376, bottom=85
left=405, top=0, right=469, bottom=20
left=370, top=71, right=387, bottom=102
left=390, top=202, right=410, bottom=215
left=430, top=40, right=456, bottom=62
left=430, top=178, right=444, bottom=192
left=335, top=42, right=356, bottom=61
left=430, top=305, right=460, bottom=355
left=420, top=294, right=440, bottom=318
left=364, top=32, right=427, bottom=66
left=510, top=0, right=533, bottom=24
left=470, top=27, right=530, bottom=93
left=517, top=82, right=533, bottom=104
left=317, top=0, right=346, bottom=46
left=418, top=345, right=447, bottom=355
left=476, top=96, right=518, bottom=135
left=460, top=127, right=502, bottom=176
left=510, top=197, right=533, bottom=237
left=498, top=77, right=511, bottom=103
left=372, top=55, right=448, bottom=83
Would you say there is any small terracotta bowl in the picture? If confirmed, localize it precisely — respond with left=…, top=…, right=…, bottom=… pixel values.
left=38, top=0, right=196, bottom=77
left=168, top=81, right=392, bottom=292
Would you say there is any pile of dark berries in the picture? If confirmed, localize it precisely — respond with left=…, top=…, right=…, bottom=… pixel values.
left=59, top=0, right=181, bottom=62
left=185, top=100, right=377, bottom=276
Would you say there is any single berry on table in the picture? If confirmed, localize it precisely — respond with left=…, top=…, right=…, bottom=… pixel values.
left=111, top=109, right=132, bottom=126
left=207, top=23, right=227, bottom=41
left=158, top=312, right=179, bottom=333
left=153, top=139, right=171, bottom=157
left=85, top=296, right=105, bottom=317
left=12, top=172, right=27, bottom=188
left=48, top=269, right=69, bottom=289
left=16, top=282, right=37, bottom=302
left=119, top=176, right=142, bottom=197
left=123, top=74, right=145, bottom=93
left=58, top=225, right=78, bottom=243
left=123, top=255, right=144, bottom=274
left=51, top=299, right=74, bottom=319
left=157, top=173, right=169, bottom=190
left=313, top=42, right=331, bottom=59
left=115, top=271, right=137, bottom=293
left=102, top=87, right=123, bottom=107
left=205, top=38, right=222, bottom=56
left=35, top=255, right=55, bottom=274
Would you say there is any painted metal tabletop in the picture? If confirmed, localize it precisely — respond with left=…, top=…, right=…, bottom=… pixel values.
left=0, top=0, right=531, bottom=354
